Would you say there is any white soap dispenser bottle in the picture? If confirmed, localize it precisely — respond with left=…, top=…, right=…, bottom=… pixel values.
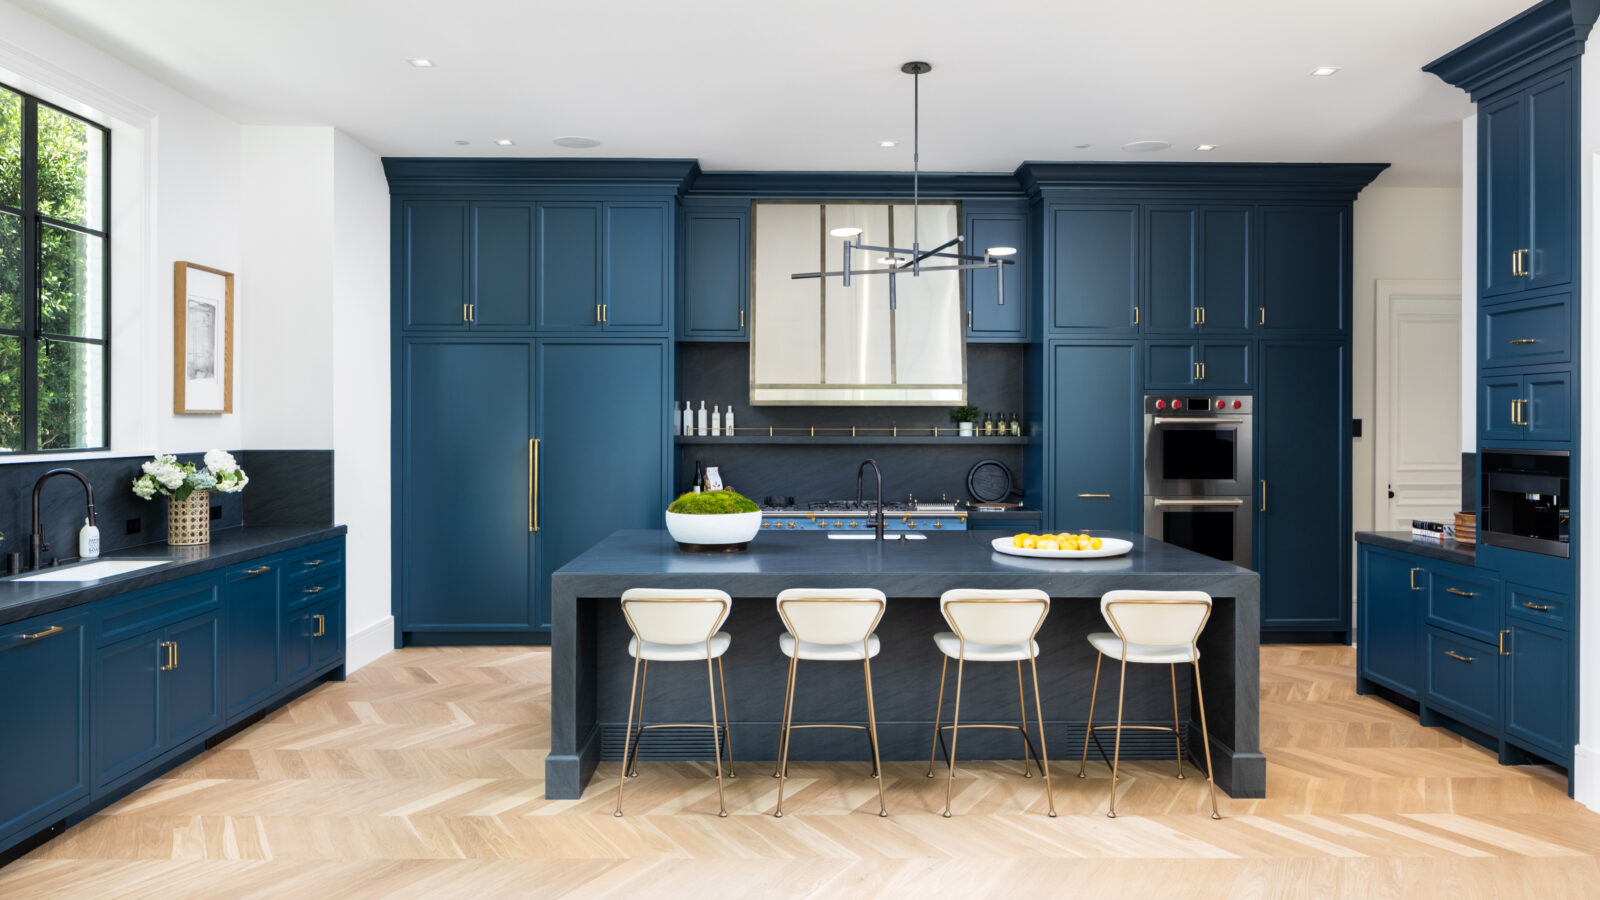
left=79, top=517, right=100, bottom=560
left=711, top=404, right=722, bottom=437
left=697, top=401, right=708, bottom=436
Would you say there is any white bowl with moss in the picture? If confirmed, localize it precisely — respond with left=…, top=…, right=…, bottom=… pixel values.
left=665, top=490, right=763, bottom=551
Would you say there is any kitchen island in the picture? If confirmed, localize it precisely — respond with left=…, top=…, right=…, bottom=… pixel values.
left=545, top=529, right=1263, bottom=799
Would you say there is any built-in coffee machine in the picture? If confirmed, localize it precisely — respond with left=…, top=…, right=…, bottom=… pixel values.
left=1480, top=448, right=1570, bottom=558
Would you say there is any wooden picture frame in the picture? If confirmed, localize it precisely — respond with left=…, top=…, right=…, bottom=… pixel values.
left=173, top=261, right=235, bottom=414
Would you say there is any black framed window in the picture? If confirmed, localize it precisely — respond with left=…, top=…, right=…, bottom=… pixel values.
left=0, top=80, right=110, bottom=453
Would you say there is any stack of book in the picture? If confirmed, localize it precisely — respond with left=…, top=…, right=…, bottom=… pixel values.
left=1411, top=519, right=1453, bottom=543
left=1453, top=511, right=1477, bottom=545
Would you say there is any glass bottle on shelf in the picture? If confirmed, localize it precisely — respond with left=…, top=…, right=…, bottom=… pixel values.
left=982, top=412, right=993, bottom=436
left=1010, top=412, right=1021, bottom=437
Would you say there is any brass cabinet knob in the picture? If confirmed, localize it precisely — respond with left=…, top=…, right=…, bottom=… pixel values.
left=834, top=521, right=842, bottom=528
left=818, top=521, right=828, bottom=528
left=907, top=521, right=918, bottom=528
left=850, top=520, right=858, bottom=528
left=934, top=520, right=942, bottom=528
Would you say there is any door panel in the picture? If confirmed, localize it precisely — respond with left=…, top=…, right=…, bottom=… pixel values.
left=536, top=202, right=602, bottom=330
left=966, top=212, right=1028, bottom=338
left=1375, top=286, right=1462, bottom=530
left=1479, top=92, right=1527, bottom=298
left=94, top=632, right=162, bottom=784
left=1144, top=207, right=1196, bottom=333
left=1524, top=370, right=1571, bottom=441
left=1198, top=342, right=1250, bottom=389
left=162, top=613, right=221, bottom=746
left=0, top=612, right=89, bottom=838
left=604, top=202, right=669, bottom=330
left=1480, top=375, right=1525, bottom=441
left=1260, top=207, right=1345, bottom=332
left=1050, top=342, right=1139, bottom=532
left=1050, top=206, right=1137, bottom=330
left=1357, top=548, right=1422, bottom=698
left=1504, top=620, right=1569, bottom=756
left=536, top=341, right=668, bottom=631
left=1480, top=291, right=1570, bottom=369
left=1525, top=71, right=1574, bottom=291
left=1145, top=342, right=1196, bottom=389
left=472, top=203, right=534, bottom=329
left=224, top=563, right=280, bottom=718
left=1198, top=207, right=1252, bottom=332
left=401, top=340, right=537, bottom=631
left=683, top=212, right=748, bottom=338
left=404, top=201, right=469, bottom=329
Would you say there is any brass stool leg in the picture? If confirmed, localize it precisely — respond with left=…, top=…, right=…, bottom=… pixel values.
left=775, top=658, right=799, bottom=817
left=626, top=660, right=650, bottom=777
left=863, top=654, right=888, bottom=817
left=1170, top=663, right=1185, bottom=780
left=718, top=655, right=736, bottom=777
left=705, top=652, right=727, bottom=817
left=942, top=653, right=966, bottom=818
left=1027, top=652, right=1057, bottom=817
left=1107, top=656, right=1127, bottom=818
left=1192, top=658, right=1222, bottom=820
left=1079, top=652, right=1103, bottom=778
left=614, top=652, right=643, bottom=817
left=927, top=654, right=949, bottom=778
left=1015, top=660, right=1034, bottom=778
left=773, top=654, right=797, bottom=779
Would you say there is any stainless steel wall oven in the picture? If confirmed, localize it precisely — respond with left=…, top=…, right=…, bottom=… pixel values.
left=1144, top=395, right=1254, bottom=567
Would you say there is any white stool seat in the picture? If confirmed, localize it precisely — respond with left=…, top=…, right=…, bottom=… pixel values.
left=780, top=631, right=880, bottom=661
left=933, top=630, right=1040, bottom=662
left=629, top=631, right=731, bottom=661
left=1087, top=631, right=1199, bottom=664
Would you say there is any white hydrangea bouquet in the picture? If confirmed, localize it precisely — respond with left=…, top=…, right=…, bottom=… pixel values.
left=131, top=449, right=249, bottom=501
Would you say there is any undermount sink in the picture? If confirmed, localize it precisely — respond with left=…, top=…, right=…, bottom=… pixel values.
left=15, top=559, right=171, bottom=582
left=826, top=533, right=928, bottom=540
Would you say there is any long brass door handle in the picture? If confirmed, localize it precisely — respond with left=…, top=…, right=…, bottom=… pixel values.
left=21, top=625, right=64, bottom=641
left=1077, top=493, right=1111, bottom=499
left=1509, top=338, right=1538, bottom=345
left=1409, top=567, right=1421, bottom=590
left=1520, top=601, right=1551, bottom=612
left=246, top=566, right=272, bottom=576
left=530, top=438, right=540, bottom=532
left=313, top=614, right=326, bottom=638
left=1444, top=587, right=1475, bottom=597
left=1444, top=650, right=1474, bottom=663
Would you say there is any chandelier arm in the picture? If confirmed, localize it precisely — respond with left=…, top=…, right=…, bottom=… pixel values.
left=790, top=261, right=1006, bottom=280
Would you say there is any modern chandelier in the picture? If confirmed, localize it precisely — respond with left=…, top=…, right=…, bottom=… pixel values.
left=791, top=61, right=1016, bottom=309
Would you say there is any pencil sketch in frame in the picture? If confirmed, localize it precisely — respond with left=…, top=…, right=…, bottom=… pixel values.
left=173, top=261, right=234, bottom=414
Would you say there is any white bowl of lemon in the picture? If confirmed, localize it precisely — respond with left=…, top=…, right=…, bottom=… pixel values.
left=990, top=532, right=1133, bottom=559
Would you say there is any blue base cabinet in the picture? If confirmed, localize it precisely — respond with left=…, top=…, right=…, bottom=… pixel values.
left=0, top=610, right=89, bottom=848
left=224, top=561, right=281, bottom=719
left=1046, top=340, right=1140, bottom=533
left=1355, top=547, right=1423, bottom=698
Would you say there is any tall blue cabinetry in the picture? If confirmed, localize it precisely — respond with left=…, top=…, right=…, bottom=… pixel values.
left=387, top=160, right=692, bottom=643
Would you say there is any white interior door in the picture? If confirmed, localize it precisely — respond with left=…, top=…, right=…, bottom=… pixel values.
left=1373, top=280, right=1463, bottom=531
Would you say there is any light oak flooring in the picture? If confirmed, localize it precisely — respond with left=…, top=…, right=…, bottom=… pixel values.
left=3, top=644, right=1598, bottom=898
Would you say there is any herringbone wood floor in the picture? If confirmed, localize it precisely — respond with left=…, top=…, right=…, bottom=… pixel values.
left=2, top=644, right=1597, bottom=899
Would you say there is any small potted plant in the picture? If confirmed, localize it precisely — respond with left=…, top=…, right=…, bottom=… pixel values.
left=950, top=405, right=980, bottom=437
left=664, top=489, right=763, bottom=551
left=131, top=450, right=248, bottom=546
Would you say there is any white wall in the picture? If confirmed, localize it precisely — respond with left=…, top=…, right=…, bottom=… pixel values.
left=1351, top=185, right=1464, bottom=538
left=1574, top=34, right=1600, bottom=811
left=1461, top=115, right=1478, bottom=447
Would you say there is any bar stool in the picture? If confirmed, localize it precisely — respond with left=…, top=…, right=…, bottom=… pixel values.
left=614, top=588, right=735, bottom=818
left=927, top=588, right=1055, bottom=818
left=771, top=588, right=888, bottom=818
left=1078, top=589, right=1220, bottom=819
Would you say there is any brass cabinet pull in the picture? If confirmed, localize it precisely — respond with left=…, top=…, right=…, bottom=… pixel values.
left=313, top=614, right=326, bottom=638
left=246, top=566, right=272, bottom=576
left=1260, top=480, right=1267, bottom=512
left=1133, top=306, right=1140, bottom=325
left=741, top=308, right=746, bottom=328
left=1520, top=601, right=1552, bottom=612
left=595, top=304, right=602, bottom=323
left=1499, top=630, right=1509, bottom=656
left=1199, top=361, right=1206, bottom=381
left=601, top=304, right=608, bottom=323
left=1193, top=307, right=1201, bottom=326
left=531, top=438, right=541, bottom=532
left=968, top=309, right=973, bottom=329
left=463, top=303, right=470, bottom=323
left=1511, top=250, right=1522, bottom=277
left=1509, top=338, right=1538, bottom=345
left=1409, top=567, right=1421, bottom=591
left=303, top=585, right=324, bottom=595
left=159, top=641, right=170, bottom=671
left=1444, top=650, right=1474, bottom=664
left=1444, top=587, right=1475, bottom=597
left=305, top=559, right=323, bottom=567
left=21, top=625, right=64, bottom=641
left=1258, top=306, right=1266, bottom=326
left=1078, top=493, right=1111, bottom=498
left=1509, top=398, right=1523, bottom=426
left=159, top=640, right=177, bottom=672
left=1193, top=361, right=1201, bottom=381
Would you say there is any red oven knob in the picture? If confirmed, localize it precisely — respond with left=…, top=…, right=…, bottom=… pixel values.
left=1172, top=399, right=1183, bottom=409
left=1155, top=399, right=1166, bottom=410
left=1215, top=400, right=1225, bottom=409
left=1233, top=400, right=1242, bottom=409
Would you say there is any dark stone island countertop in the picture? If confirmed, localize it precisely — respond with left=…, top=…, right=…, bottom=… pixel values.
left=1355, top=530, right=1478, bottom=568
left=0, top=524, right=347, bottom=626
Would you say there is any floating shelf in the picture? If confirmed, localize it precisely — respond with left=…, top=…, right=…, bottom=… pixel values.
left=674, top=435, right=1028, bottom=445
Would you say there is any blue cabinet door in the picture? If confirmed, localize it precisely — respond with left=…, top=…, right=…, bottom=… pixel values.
left=604, top=201, right=670, bottom=331
left=403, top=201, right=470, bottom=329
left=682, top=208, right=749, bottom=339
left=1259, top=207, right=1346, bottom=333
left=162, top=612, right=221, bottom=747
left=1198, top=342, right=1251, bottom=390
left=472, top=203, right=535, bottom=329
left=1258, top=341, right=1349, bottom=632
left=400, top=339, right=538, bottom=632
left=1524, top=370, right=1571, bottom=441
left=965, top=208, right=1028, bottom=340
left=1048, top=341, right=1139, bottom=532
left=94, top=631, right=163, bottom=784
left=535, top=340, right=669, bottom=632
left=1479, top=91, right=1528, bottom=299
left=1356, top=547, right=1423, bottom=698
left=1049, top=206, right=1137, bottom=331
left=1479, top=374, right=1524, bottom=441
left=536, top=202, right=603, bottom=331
left=310, top=597, right=345, bottom=670
left=224, top=562, right=280, bottom=719
left=283, top=606, right=316, bottom=684
left=1198, top=207, right=1252, bottom=332
left=0, top=611, right=89, bottom=841
left=1524, top=69, right=1574, bottom=293
left=1479, top=291, right=1571, bottom=369
left=1144, top=206, right=1197, bottom=333
left=1145, top=342, right=1196, bottom=388
left=1504, top=619, right=1569, bottom=759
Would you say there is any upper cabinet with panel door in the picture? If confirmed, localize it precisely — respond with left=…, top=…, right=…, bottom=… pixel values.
left=680, top=201, right=749, bottom=340
left=964, top=202, right=1030, bottom=341
left=1045, top=205, right=1139, bottom=332
left=1143, top=205, right=1252, bottom=335
left=1478, top=66, right=1576, bottom=300
left=399, top=200, right=538, bottom=330
left=536, top=200, right=672, bottom=333
left=1257, top=206, right=1348, bottom=334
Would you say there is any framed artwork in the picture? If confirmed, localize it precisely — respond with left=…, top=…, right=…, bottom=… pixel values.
left=173, top=261, right=234, bottom=414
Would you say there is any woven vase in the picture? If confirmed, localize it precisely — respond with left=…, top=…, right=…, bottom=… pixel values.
left=168, top=489, right=211, bottom=546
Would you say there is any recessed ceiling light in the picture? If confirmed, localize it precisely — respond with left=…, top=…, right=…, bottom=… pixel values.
left=453, top=140, right=469, bottom=145
left=1122, top=140, right=1171, bottom=153
left=408, top=58, right=434, bottom=67
left=1309, top=66, right=1341, bottom=76
left=880, top=140, right=898, bottom=148
left=553, top=136, right=601, bottom=149
left=1195, top=144, right=1218, bottom=151
left=495, top=139, right=515, bottom=146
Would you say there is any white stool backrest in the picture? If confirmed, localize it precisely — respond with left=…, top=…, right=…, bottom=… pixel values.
left=775, top=588, right=886, bottom=645
left=620, top=588, right=733, bottom=645
left=939, top=589, right=1051, bottom=645
left=1099, top=590, right=1213, bottom=647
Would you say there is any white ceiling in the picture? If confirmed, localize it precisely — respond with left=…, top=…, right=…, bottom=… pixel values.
left=14, top=0, right=1532, bottom=186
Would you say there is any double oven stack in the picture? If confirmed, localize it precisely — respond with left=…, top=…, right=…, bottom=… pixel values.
left=1143, top=395, right=1254, bottom=567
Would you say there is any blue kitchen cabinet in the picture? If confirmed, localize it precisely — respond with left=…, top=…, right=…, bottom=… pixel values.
left=1258, top=341, right=1349, bottom=635
left=1198, top=207, right=1252, bottom=332
left=536, top=202, right=604, bottom=331
left=400, top=339, right=539, bottom=634
left=1143, top=206, right=1251, bottom=334
left=472, top=202, right=535, bottom=329
left=1479, top=369, right=1572, bottom=442
left=1144, top=206, right=1196, bottom=333
left=603, top=201, right=671, bottom=331
left=1504, top=617, right=1569, bottom=760
left=1425, top=627, right=1499, bottom=731
left=1479, top=291, right=1571, bottom=369
left=1047, top=340, right=1140, bottom=533
left=285, top=595, right=344, bottom=684
left=1480, top=90, right=1527, bottom=299
left=681, top=205, right=749, bottom=340
left=1145, top=341, right=1250, bottom=391
left=535, top=340, right=670, bottom=632
left=0, top=610, right=89, bottom=844
left=223, top=559, right=281, bottom=720
left=401, top=200, right=470, bottom=329
left=1047, top=205, right=1138, bottom=331
left=1479, top=67, right=1576, bottom=299
left=1356, top=546, right=1423, bottom=699
left=965, top=205, right=1028, bottom=340
left=536, top=200, right=671, bottom=333
left=1258, top=207, right=1347, bottom=334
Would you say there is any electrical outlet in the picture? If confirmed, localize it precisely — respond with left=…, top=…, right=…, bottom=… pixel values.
left=210, top=505, right=222, bottom=521
left=125, top=518, right=141, bottom=536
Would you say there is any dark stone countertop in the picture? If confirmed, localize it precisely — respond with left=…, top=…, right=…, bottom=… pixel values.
left=0, top=524, right=347, bottom=626
left=1355, top=530, right=1478, bottom=567
left=964, top=507, right=1044, bottom=522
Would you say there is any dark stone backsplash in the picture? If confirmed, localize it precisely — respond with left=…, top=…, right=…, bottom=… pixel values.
left=0, top=449, right=332, bottom=569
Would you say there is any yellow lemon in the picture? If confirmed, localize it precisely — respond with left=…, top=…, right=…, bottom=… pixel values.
left=1011, top=535, right=1026, bottom=548
left=1090, top=537, right=1104, bottom=550
left=1037, top=539, right=1059, bottom=551
left=1022, top=537, right=1039, bottom=549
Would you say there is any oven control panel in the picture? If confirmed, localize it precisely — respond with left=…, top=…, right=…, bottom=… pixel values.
left=1145, top=395, right=1252, bottom=416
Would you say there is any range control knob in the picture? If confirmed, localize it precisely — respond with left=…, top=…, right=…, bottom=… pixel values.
left=835, top=521, right=843, bottom=528
left=787, top=521, right=796, bottom=529
left=850, top=520, right=858, bottom=528
left=818, top=521, right=828, bottom=528
left=1172, top=399, right=1183, bottom=409
left=1155, top=399, right=1166, bottom=410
